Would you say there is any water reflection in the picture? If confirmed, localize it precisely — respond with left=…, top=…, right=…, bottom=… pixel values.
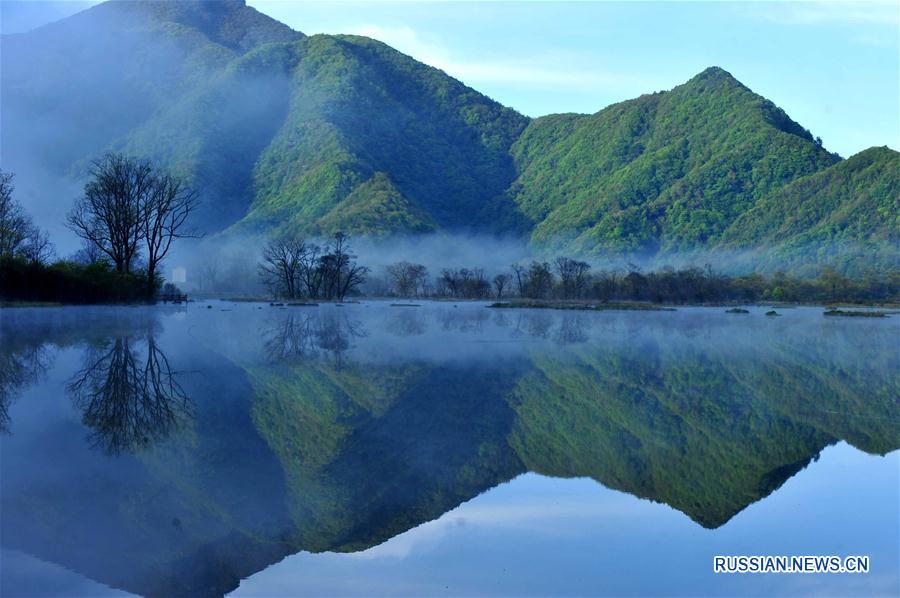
left=263, top=312, right=365, bottom=365
left=0, top=303, right=897, bottom=597
left=67, top=333, right=191, bottom=455
left=0, top=340, right=49, bottom=433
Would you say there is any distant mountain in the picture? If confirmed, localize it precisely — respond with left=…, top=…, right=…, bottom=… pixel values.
left=506, top=67, right=841, bottom=252
left=719, top=146, right=900, bottom=272
left=3, top=308, right=897, bottom=595
left=1, top=0, right=300, bottom=169
left=2, top=0, right=896, bottom=268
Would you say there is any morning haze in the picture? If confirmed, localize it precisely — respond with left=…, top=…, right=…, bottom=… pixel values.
left=0, top=2, right=897, bottom=597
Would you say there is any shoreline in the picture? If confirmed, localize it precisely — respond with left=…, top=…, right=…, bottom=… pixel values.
left=4, top=297, right=899, bottom=312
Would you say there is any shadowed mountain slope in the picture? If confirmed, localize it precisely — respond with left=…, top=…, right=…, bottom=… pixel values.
left=1, top=1, right=896, bottom=266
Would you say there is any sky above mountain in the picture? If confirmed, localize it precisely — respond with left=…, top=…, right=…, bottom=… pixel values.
left=245, top=0, right=898, bottom=159
left=4, top=1, right=896, bottom=159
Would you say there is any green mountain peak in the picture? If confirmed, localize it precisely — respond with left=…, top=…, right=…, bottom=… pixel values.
left=2, top=3, right=895, bottom=273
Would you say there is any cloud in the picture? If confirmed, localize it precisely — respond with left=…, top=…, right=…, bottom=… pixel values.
left=342, top=24, right=645, bottom=92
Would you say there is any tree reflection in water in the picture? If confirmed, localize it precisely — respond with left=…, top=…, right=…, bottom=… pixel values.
left=386, top=309, right=427, bottom=337
left=0, top=343, right=50, bottom=434
left=263, top=312, right=366, bottom=367
left=67, top=333, right=191, bottom=455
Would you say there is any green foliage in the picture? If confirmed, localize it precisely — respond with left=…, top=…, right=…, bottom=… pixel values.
left=508, top=327, right=899, bottom=528
left=719, top=146, right=900, bottom=274
left=6, top=4, right=898, bottom=268
left=317, top=173, right=436, bottom=236
left=0, top=257, right=156, bottom=304
left=2, top=305, right=897, bottom=594
left=2, top=0, right=300, bottom=180
left=236, top=34, right=528, bottom=237
left=507, top=68, right=840, bottom=253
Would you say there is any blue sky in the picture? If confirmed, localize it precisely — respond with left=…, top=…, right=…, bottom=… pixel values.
left=246, top=0, right=899, bottom=158
left=4, top=1, right=898, bottom=157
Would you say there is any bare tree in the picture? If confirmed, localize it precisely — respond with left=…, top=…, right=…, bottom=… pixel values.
left=493, top=273, right=512, bottom=299
left=21, top=229, right=54, bottom=264
left=590, top=270, right=619, bottom=303
left=68, top=154, right=154, bottom=273
left=142, top=173, right=200, bottom=288
left=67, top=334, right=191, bottom=455
left=0, top=170, right=54, bottom=263
left=319, top=232, right=369, bottom=301
left=297, top=242, right=322, bottom=298
left=71, top=239, right=108, bottom=265
left=554, top=257, right=591, bottom=299
left=511, top=263, right=526, bottom=297
left=338, top=261, right=370, bottom=301
left=1, top=338, right=50, bottom=434
left=0, top=170, right=29, bottom=258
left=387, top=261, right=428, bottom=298
left=196, top=255, right=221, bottom=292
left=524, top=261, right=554, bottom=299
left=436, top=267, right=490, bottom=299
left=259, top=237, right=305, bottom=298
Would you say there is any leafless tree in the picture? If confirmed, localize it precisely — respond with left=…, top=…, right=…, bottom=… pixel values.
left=71, top=239, right=108, bottom=265
left=196, top=255, right=221, bottom=292
left=0, top=170, right=54, bottom=263
left=437, top=268, right=490, bottom=299
left=511, top=263, right=526, bottom=297
left=19, top=228, right=54, bottom=264
left=259, top=237, right=305, bottom=298
left=387, top=261, right=428, bottom=298
left=0, top=340, right=51, bottom=434
left=590, top=270, right=620, bottom=303
left=523, top=261, right=554, bottom=299
left=263, top=312, right=366, bottom=367
left=319, top=232, right=369, bottom=301
left=67, top=334, right=191, bottom=455
left=0, top=170, right=29, bottom=258
left=297, top=242, right=323, bottom=298
left=493, top=273, right=512, bottom=299
left=142, top=173, right=200, bottom=287
left=68, top=154, right=154, bottom=273
left=554, top=256, right=591, bottom=299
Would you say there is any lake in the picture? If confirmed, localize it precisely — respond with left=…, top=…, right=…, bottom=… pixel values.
left=1, top=302, right=898, bottom=597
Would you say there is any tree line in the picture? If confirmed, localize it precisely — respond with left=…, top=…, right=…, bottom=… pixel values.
left=258, top=232, right=369, bottom=301
left=1, top=154, right=198, bottom=304
left=3, top=154, right=897, bottom=306
left=380, top=259, right=899, bottom=304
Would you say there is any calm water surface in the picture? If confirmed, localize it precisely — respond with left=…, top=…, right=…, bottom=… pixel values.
left=1, top=302, right=898, bottom=597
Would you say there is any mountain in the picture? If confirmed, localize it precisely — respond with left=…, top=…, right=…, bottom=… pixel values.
left=1, top=0, right=896, bottom=267
left=1, top=0, right=300, bottom=173
left=2, top=1, right=528, bottom=235
left=226, top=34, right=527, bottom=237
left=2, top=307, right=897, bottom=595
left=506, top=67, right=841, bottom=253
left=719, top=146, right=900, bottom=272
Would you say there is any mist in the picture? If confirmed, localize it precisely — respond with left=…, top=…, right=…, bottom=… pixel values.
left=2, top=0, right=894, bottom=291
left=164, top=230, right=899, bottom=300
left=1, top=0, right=296, bottom=257
left=0, top=1, right=98, bottom=35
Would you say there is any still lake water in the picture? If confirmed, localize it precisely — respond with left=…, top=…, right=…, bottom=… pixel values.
left=1, top=302, right=897, bottom=597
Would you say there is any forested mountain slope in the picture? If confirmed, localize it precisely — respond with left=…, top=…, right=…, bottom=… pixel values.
left=506, top=67, right=841, bottom=253
left=719, top=146, right=900, bottom=271
left=2, top=0, right=896, bottom=265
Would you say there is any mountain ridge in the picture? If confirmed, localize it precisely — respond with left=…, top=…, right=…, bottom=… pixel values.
left=1, top=0, right=895, bottom=271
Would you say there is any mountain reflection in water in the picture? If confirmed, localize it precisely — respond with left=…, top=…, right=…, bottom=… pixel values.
left=1, top=303, right=897, bottom=597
